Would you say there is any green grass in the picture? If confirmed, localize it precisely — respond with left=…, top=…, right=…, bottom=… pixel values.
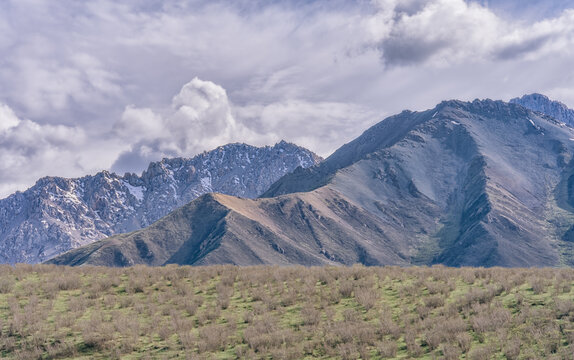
left=0, top=264, right=573, bottom=359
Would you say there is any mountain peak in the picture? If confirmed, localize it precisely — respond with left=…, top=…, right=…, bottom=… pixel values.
left=263, top=97, right=551, bottom=198
left=510, top=93, right=574, bottom=126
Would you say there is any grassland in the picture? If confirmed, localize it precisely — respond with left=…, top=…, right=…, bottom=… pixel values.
left=0, top=264, right=573, bottom=359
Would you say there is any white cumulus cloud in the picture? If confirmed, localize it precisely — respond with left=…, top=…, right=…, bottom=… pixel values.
left=0, top=104, right=91, bottom=196
left=0, top=104, right=20, bottom=132
left=111, top=78, right=256, bottom=174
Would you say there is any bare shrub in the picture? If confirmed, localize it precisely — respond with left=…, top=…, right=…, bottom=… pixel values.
left=0, top=276, right=14, bottom=294
left=113, top=313, right=140, bottom=343
left=378, top=339, right=397, bottom=358
left=172, top=279, right=193, bottom=297
left=181, top=296, right=202, bottom=317
left=68, top=295, right=88, bottom=313
left=250, top=286, right=267, bottom=302
left=456, top=332, right=472, bottom=353
left=269, top=344, right=304, bottom=360
left=316, top=268, right=334, bottom=285
left=443, top=316, right=468, bottom=335
left=263, top=293, right=281, bottom=311
left=557, top=279, right=571, bottom=294
left=441, top=343, right=462, bottom=360
left=280, top=288, right=298, bottom=307
left=196, top=305, right=221, bottom=326
left=177, top=330, right=197, bottom=350
left=319, top=287, right=342, bottom=305
left=539, top=327, right=562, bottom=356
left=342, top=308, right=361, bottom=323
left=426, top=280, right=451, bottom=296
left=357, top=344, right=371, bottom=360
left=217, top=292, right=231, bottom=310
left=126, top=275, right=148, bottom=294
left=81, top=320, right=114, bottom=350
left=331, top=323, right=355, bottom=344
left=12, top=347, right=44, bottom=360
left=91, top=275, right=118, bottom=293
left=354, top=287, right=378, bottom=311
left=468, top=345, right=494, bottom=360
left=423, top=295, right=445, bottom=309
left=219, top=268, right=238, bottom=287
left=338, top=279, right=354, bottom=298
left=404, top=326, right=423, bottom=357
left=423, top=328, right=443, bottom=350
left=353, top=323, right=378, bottom=346
left=45, top=338, right=78, bottom=359
left=301, top=305, right=321, bottom=326
left=198, top=324, right=229, bottom=353
left=416, top=304, right=431, bottom=319
left=471, top=307, right=511, bottom=334
left=234, top=345, right=251, bottom=359
left=460, top=269, right=477, bottom=285
left=243, top=310, right=255, bottom=324
left=336, top=342, right=357, bottom=360
left=503, top=337, right=521, bottom=360
left=399, top=283, right=418, bottom=298
left=378, top=315, right=401, bottom=339
left=529, top=277, right=547, bottom=295
left=156, top=320, right=173, bottom=341
left=555, top=298, right=574, bottom=318
left=242, top=314, right=278, bottom=352
left=216, top=279, right=234, bottom=310
left=565, top=325, right=574, bottom=345
left=55, top=272, right=82, bottom=291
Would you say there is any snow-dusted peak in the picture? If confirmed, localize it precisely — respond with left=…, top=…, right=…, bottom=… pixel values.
left=510, top=93, right=574, bottom=127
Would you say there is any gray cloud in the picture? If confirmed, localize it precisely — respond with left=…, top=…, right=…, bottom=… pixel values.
left=372, top=0, right=574, bottom=67
left=494, top=35, right=551, bottom=60
left=0, top=0, right=574, bottom=197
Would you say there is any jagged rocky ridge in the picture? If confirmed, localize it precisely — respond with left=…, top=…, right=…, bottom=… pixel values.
left=511, top=93, right=574, bottom=127
left=0, top=141, right=321, bottom=264
left=50, top=99, right=574, bottom=267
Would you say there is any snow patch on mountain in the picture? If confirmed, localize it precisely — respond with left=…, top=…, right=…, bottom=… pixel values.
left=122, top=181, right=144, bottom=202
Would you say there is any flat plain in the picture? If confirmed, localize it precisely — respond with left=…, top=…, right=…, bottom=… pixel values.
left=0, top=264, right=573, bottom=359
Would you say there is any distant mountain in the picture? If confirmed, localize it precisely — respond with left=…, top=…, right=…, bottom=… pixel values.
left=0, top=141, right=321, bottom=264
left=510, top=93, right=574, bottom=126
left=50, top=99, right=574, bottom=267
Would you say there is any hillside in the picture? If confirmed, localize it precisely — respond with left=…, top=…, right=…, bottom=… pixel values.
left=50, top=98, right=574, bottom=267
left=0, top=142, right=321, bottom=264
left=49, top=190, right=408, bottom=267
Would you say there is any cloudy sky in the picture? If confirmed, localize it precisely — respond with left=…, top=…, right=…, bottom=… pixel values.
left=1, top=0, right=574, bottom=198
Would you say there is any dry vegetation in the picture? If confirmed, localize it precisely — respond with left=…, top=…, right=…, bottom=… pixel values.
left=0, top=264, right=573, bottom=359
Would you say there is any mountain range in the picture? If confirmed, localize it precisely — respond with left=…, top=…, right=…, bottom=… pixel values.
left=0, top=142, right=321, bottom=264
left=49, top=97, right=574, bottom=268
